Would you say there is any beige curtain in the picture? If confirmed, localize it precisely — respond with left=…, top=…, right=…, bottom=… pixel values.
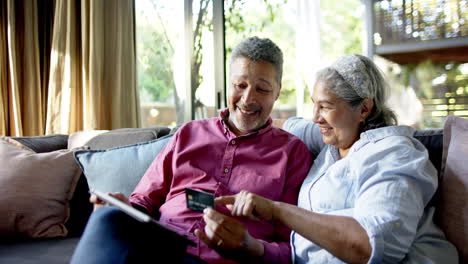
left=0, top=0, right=47, bottom=136
left=46, top=0, right=140, bottom=134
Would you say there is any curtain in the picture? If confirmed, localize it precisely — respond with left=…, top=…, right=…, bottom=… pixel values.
left=46, top=0, right=140, bottom=134
left=1, top=0, right=140, bottom=136
left=0, top=0, right=8, bottom=135
left=295, top=0, right=321, bottom=117
left=0, top=0, right=53, bottom=136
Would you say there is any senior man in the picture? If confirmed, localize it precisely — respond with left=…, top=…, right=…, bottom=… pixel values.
left=71, top=37, right=312, bottom=264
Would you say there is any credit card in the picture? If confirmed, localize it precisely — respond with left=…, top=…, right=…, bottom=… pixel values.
left=185, top=187, right=214, bottom=212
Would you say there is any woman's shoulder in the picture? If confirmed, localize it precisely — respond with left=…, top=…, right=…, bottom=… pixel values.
left=360, top=125, right=415, bottom=142
left=351, top=126, right=438, bottom=203
left=354, top=125, right=430, bottom=162
left=357, top=126, right=419, bottom=149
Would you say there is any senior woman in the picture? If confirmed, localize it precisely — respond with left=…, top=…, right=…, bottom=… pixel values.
left=213, top=54, right=458, bottom=263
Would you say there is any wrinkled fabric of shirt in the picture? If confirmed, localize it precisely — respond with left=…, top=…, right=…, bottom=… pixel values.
left=129, top=109, right=312, bottom=264
left=284, top=117, right=458, bottom=264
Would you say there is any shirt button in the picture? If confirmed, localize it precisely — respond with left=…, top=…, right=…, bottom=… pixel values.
left=231, top=140, right=236, bottom=145
left=224, top=168, right=229, bottom=173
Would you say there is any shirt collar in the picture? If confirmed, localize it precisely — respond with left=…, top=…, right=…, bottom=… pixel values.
left=218, top=108, right=273, bottom=139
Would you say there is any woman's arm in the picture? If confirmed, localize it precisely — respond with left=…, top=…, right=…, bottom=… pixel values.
left=272, top=119, right=287, bottom=129
left=217, top=192, right=371, bottom=264
left=273, top=200, right=371, bottom=264
left=280, top=117, right=326, bottom=156
left=199, top=139, right=313, bottom=263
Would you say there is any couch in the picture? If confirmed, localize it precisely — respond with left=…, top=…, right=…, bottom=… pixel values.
left=0, top=126, right=171, bottom=264
left=0, top=116, right=466, bottom=263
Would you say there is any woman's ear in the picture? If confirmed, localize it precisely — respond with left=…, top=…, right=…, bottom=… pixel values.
left=360, top=98, right=374, bottom=122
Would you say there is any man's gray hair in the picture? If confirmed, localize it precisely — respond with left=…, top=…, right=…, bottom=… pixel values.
left=316, top=54, right=397, bottom=132
left=230, top=36, right=283, bottom=84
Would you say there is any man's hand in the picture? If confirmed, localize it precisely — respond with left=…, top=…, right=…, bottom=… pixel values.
left=194, top=208, right=264, bottom=260
left=215, top=190, right=275, bottom=221
left=89, top=192, right=130, bottom=211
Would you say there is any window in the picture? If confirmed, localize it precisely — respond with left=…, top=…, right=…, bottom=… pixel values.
left=225, top=0, right=302, bottom=119
left=136, top=0, right=185, bottom=127
left=224, top=0, right=364, bottom=119
left=192, top=0, right=218, bottom=119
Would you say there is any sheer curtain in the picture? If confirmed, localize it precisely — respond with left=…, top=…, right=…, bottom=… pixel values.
left=0, top=0, right=140, bottom=136
left=295, top=0, right=321, bottom=117
left=46, top=0, right=140, bottom=134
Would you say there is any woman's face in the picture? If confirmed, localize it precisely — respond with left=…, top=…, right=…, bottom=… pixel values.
left=311, top=81, right=363, bottom=155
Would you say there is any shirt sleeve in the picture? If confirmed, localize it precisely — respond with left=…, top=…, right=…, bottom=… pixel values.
left=261, top=138, right=313, bottom=263
left=283, top=117, right=325, bottom=156
left=129, top=131, right=179, bottom=216
left=352, top=137, right=438, bottom=263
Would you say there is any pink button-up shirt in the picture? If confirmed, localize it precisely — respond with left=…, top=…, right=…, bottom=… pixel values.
left=129, top=109, right=312, bottom=263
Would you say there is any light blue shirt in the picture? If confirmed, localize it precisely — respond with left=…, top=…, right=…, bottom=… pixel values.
left=284, top=117, right=458, bottom=264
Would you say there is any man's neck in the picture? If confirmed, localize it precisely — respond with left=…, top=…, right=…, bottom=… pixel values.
left=223, top=112, right=268, bottom=136
left=226, top=117, right=249, bottom=136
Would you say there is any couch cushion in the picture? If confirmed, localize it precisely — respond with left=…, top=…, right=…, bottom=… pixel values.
left=436, top=115, right=468, bottom=263
left=85, top=126, right=171, bottom=150
left=65, top=174, right=93, bottom=237
left=10, top=134, right=68, bottom=153
left=0, top=237, right=80, bottom=264
left=0, top=138, right=82, bottom=238
left=74, top=134, right=173, bottom=197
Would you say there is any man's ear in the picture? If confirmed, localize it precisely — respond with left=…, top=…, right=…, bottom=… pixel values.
left=360, top=98, right=374, bottom=121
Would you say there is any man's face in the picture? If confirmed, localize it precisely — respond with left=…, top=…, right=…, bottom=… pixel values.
left=227, top=57, right=281, bottom=135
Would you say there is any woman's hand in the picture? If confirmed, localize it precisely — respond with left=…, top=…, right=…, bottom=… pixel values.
left=215, top=190, right=275, bottom=221
left=89, top=192, right=130, bottom=211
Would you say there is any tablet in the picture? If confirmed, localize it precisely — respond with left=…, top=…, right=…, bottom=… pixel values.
left=90, top=189, right=195, bottom=246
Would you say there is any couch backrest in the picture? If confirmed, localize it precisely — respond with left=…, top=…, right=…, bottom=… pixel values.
left=413, top=129, right=445, bottom=209
left=413, top=129, right=444, bottom=174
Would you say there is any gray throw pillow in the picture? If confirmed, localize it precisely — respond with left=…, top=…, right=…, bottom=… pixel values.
left=11, top=134, right=68, bottom=153
left=85, top=127, right=170, bottom=150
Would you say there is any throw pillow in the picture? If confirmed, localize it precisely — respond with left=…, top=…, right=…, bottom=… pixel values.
left=10, top=134, right=68, bottom=153
left=0, top=137, right=34, bottom=151
left=85, top=127, right=171, bottom=150
left=68, top=130, right=109, bottom=149
left=74, top=134, right=173, bottom=197
left=0, top=137, right=82, bottom=238
left=437, top=115, right=468, bottom=263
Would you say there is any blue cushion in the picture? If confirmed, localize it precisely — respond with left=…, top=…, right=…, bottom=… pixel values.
left=74, top=134, right=173, bottom=197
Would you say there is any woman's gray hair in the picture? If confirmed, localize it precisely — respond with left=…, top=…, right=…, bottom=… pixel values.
left=230, top=36, right=283, bottom=84
left=316, top=54, right=397, bottom=132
